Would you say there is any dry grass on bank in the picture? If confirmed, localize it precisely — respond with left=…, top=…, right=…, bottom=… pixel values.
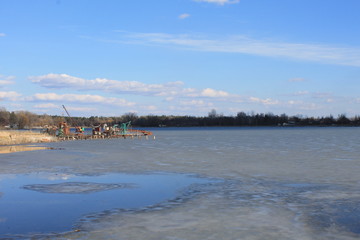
left=0, top=130, right=58, bottom=145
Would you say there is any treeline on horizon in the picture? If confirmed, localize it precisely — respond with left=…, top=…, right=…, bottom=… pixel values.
left=0, top=108, right=359, bottom=129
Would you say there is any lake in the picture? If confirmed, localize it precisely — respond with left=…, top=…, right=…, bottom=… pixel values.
left=0, top=127, right=360, bottom=239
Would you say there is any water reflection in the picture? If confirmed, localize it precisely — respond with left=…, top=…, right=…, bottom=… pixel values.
left=23, top=182, right=136, bottom=194
left=0, top=172, right=211, bottom=237
left=0, top=145, right=63, bottom=154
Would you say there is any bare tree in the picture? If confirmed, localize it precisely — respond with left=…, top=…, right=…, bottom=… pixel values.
left=17, top=111, right=30, bottom=129
left=121, top=112, right=138, bottom=123
left=208, top=109, right=218, bottom=118
left=0, top=107, right=10, bottom=126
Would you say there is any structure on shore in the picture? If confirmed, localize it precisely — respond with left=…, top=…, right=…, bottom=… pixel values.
left=46, top=121, right=154, bottom=141
left=45, top=105, right=154, bottom=141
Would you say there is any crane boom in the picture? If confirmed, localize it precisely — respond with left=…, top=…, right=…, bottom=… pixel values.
left=62, top=105, right=74, bottom=127
left=62, top=105, right=71, bottom=118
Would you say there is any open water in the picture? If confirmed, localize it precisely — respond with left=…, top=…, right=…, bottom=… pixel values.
left=0, top=127, right=360, bottom=239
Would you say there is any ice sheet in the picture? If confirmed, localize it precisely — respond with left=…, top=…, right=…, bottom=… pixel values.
left=0, top=127, right=360, bottom=239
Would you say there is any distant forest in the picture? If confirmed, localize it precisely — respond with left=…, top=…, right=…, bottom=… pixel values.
left=0, top=108, right=359, bottom=129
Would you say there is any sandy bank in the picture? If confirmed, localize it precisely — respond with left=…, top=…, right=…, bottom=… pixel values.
left=0, top=130, right=58, bottom=146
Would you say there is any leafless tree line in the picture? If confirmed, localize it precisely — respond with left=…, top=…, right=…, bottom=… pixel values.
left=0, top=107, right=359, bottom=129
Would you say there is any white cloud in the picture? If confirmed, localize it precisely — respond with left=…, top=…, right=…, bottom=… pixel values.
left=30, top=73, right=236, bottom=101
left=64, top=106, right=97, bottom=112
left=121, top=32, right=360, bottom=67
left=0, top=91, right=21, bottom=101
left=34, top=103, right=59, bottom=109
left=0, top=33, right=5, bottom=37
left=0, top=75, right=15, bottom=87
left=34, top=103, right=96, bottom=114
left=249, top=97, right=279, bottom=105
left=193, top=0, right=240, bottom=5
left=0, top=80, right=13, bottom=86
left=179, top=13, right=190, bottom=19
left=30, top=73, right=184, bottom=96
left=29, top=73, right=305, bottom=115
left=30, top=93, right=135, bottom=107
left=183, top=88, right=230, bottom=98
left=200, top=88, right=229, bottom=97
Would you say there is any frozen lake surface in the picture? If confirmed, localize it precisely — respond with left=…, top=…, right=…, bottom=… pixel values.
left=0, top=127, right=360, bottom=239
left=0, top=172, right=211, bottom=238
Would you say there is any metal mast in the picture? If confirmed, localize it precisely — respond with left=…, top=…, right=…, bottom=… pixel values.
left=62, top=105, right=71, bottom=118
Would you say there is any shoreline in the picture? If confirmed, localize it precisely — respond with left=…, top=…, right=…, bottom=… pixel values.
left=0, top=130, right=58, bottom=146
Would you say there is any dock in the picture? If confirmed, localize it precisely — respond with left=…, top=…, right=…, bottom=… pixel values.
left=49, top=121, right=155, bottom=141
left=57, top=130, right=155, bottom=141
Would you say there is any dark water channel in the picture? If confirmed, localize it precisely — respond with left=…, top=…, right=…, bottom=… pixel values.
left=0, top=172, right=211, bottom=237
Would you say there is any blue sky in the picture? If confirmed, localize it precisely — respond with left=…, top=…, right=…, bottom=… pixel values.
left=1, top=0, right=360, bottom=117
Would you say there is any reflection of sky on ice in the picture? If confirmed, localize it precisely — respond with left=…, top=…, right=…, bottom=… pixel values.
left=0, top=172, right=211, bottom=237
left=36, top=172, right=75, bottom=181
left=0, top=127, right=360, bottom=239
left=76, top=178, right=360, bottom=240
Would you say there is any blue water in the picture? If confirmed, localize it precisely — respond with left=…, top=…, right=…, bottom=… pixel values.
left=1, top=127, right=360, bottom=239
left=0, top=172, right=211, bottom=236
